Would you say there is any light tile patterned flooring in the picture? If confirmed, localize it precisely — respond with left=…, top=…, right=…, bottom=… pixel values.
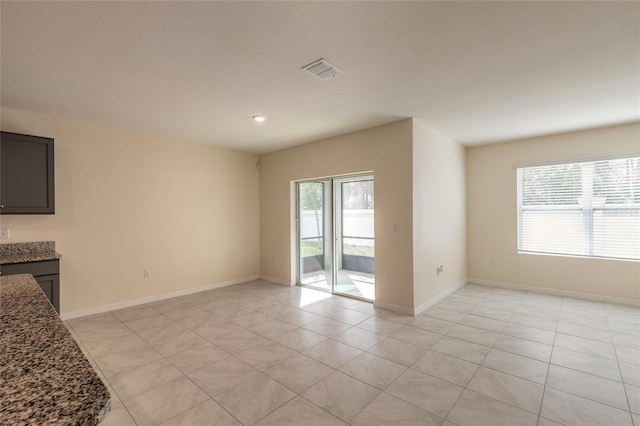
left=65, top=281, right=640, bottom=426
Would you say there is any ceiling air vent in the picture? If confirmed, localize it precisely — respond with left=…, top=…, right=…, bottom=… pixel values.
left=301, top=58, right=344, bottom=81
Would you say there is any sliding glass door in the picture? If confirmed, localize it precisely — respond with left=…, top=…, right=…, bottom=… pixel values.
left=297, top=180, right=332, bottom=291
left=334, top=176, right=375, bottom=299
left=297, top=174, right=375, bottom=301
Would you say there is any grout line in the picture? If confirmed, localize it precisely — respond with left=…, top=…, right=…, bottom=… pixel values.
left=612, top=327, right=635, bottom=421
left=78, top=280, right=638, bottom=425
left=447, top=287, right=544, bottom=422
left=297, top=392, right=361, bottom=424
left=538, top=302, right=560, bottom=421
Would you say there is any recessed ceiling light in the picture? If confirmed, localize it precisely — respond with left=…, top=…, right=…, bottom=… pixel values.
left=252, top=115, right=266, bottom=122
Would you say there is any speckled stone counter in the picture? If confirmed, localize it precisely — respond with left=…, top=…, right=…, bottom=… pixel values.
left=0, top=274, right=110, bottom=425
left=0, top=241, right=62, bottom=265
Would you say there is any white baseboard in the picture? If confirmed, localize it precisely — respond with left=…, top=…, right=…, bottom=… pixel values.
left=374, top=279, right=469, bottom=316
left=61, top=275, right=260, bottom=321
left=469, top=278, right=640, bottom=307
left=373, top=300, right=414, bottom=316
left=260, top=275, right=293, bottom=286
left=413, top=279, right=469, bottom=316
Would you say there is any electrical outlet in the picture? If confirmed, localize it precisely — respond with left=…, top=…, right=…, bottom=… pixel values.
left=437, top=265, right=444, bottom=274
left=0, top=229, right=9, bottom=239
left=144, top=269, right=151, bottom=279
left=490, top=259, right=497, bottom=267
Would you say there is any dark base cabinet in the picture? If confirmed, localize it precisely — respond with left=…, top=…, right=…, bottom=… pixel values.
left=1, top=260, right=60, bottom=313
left=34, top=274, right=60, bottom=312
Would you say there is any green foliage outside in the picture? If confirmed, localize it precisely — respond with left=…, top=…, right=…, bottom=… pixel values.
left=301, top=239, right=322, bottom=256
left=300, top=180, right=375, bottom=258
left=522, top=157, right=640, bottom=206
left=300, top=182, right=323, bottom=211
left=300, top=182, right=324, bottom=257
left=593, top=158, right=640, bottom=204
left=342, top=180, right=374, bottom=209
left=344, top=243, right=375, bottom=257
left=522, top=163, right=581, bottom=206
left=302, top=239, right=374, bottom=257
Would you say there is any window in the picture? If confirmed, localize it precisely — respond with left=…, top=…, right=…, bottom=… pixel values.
left=517, top=156, right=640, bottom=260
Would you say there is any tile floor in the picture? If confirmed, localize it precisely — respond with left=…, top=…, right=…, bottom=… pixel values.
left=301, top=269, right=375, bottom=300
left=64, top=281, right=640, bottom=426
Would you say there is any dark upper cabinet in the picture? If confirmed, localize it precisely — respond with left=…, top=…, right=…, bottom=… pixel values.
left=0, top=131, right=55, bottom=214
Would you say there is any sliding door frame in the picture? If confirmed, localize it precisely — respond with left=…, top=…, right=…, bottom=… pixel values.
left=295, top=172, right=374, bottom=302
left=332, top=173, right=374, bottom=300
left=296, top=178, right=332, bottom=293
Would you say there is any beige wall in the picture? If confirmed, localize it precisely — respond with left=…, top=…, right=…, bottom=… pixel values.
left=4, top=104, right=635, bottom=317
left=260, top=120, right=415, bottom=310
left=467, top=122, right=640, bottom=300
left=0, top=107, right=261, bottom=315
left=412, top=120, right=467, bottom=308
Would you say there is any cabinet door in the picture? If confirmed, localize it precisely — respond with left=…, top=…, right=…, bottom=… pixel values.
left=0, top=131, right=55, bottom=214
left=35, top=274, right=60, bottom=314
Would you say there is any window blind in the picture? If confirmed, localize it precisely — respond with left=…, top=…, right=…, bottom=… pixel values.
left=517, top=156, right=640, bottom=261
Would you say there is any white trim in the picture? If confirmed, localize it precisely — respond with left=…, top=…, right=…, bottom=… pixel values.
left=373, top=300, right=414, bottom=316
left=260, top=275, right=292, bottom=286
left=61, top=275, right=260, bottom=320
left=512, top=153, right=639, bottom=170
left=413, top=279, right=469, bottom=316
left=469, top=278, right=640, bottom=307
left=374, top=279, right=469, bottom=316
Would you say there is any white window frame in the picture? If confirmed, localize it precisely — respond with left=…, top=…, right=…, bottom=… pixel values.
left=517, top=155, right=640, bottom=261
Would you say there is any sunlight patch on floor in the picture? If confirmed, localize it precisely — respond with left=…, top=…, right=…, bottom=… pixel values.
left=298, top=287, right=332, bottom=307
left=302, top=269, right=375, bottom=301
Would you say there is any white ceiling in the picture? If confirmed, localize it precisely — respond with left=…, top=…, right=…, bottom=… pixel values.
left=1, top=1, right=639, bottom=154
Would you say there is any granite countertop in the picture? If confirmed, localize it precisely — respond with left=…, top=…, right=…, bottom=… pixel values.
left=1, top=251, right=62, bottom=265
left=0, top=274, right=110, bottom=425
left=0, top=241, right=62, bottom=265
